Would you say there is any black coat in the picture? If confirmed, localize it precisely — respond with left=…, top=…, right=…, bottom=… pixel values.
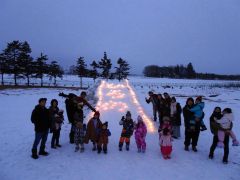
left=171, top=103, right=182, bottom=126
left=183, top=105, right=195, bottom=129
left=31, top=105, right=51, bottom=132
left=146, top=94, right=160, bottom=109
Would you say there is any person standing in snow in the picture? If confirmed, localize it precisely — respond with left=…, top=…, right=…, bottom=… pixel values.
left=159, top=128, right=173, bottom=160
left=49, top=99, right=64, bottom=149
left=146, top=91, right=160, bottom=122
left=189, top=96, right=207, bottom=131
left=183, top=98, right=202, bottom=152
left=97, top=122, right=111, bottom=154
left=157, top=94, right=165, bottom=125
left=119, top=111, right=134, bottom=151
left=85, top=111, right=102, bottom=151
left=170, top=97, right=182, bottom=139
left=134, top=115, right=147, bottom=153
left=209, top=107, right=230, bottom=164
left=31, top=98, right=51, bottom=159
left=215, top=108, right=239, bottom=147
left=74, top=103, right=86, bottom=153
left=162, top=92, right=171, bottom=118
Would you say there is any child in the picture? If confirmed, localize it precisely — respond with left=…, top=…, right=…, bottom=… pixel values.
left=97, top=122, right=111, bottom=154
left=189, top=96, right=207, bottom=131
left=134, top=116, right=147, bottom=153
left=215, top=108, right=239, bottom=147
left=159, top=128, right=173, bottom=159
left=119, top=111, right=134, bottom=151
left=85, top=111, right=102, bottom=151
left=49, top=99, right=64, bottom=149
left=74, top=103, right=86, bottom=152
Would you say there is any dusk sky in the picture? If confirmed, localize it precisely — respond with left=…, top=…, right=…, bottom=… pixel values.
left=0, top=0, right=240, bottom=75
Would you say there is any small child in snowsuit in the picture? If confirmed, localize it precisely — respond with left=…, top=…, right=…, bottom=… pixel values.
left=159, top=128, right=173, bottom=159
left=215, top=108, right=239, bottom=147
left=74, top=103, right=86, bottom=152
left=97, top=122, right=111, bottom=154
left=134, top=115, right=147, bottom=153
left=189, top=96, right=207, bottom=131
left=119, top=111, right=134, bottom=151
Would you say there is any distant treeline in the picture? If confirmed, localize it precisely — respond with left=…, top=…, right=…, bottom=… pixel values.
left=0, top=40, right=131, bottom=87
left=143, top=63, right=240, bottom=80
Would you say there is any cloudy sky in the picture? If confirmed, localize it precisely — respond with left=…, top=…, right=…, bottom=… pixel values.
left=0, top=0, right=240, bottom=75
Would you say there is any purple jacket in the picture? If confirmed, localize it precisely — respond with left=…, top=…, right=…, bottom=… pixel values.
left=135, top=122, right=147, bottom=140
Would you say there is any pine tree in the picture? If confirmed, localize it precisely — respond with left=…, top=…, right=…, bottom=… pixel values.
left=35, top=53, right=48, bottom=87
left=48, top=61, right=64, bottom=86
left=3, top=41, right=22, bottom=85
left=99, top=52, right=112, bottom=80
left=76, top=57, right=87, bottom=88
left=115, top=58, right=130, bottom=81
left=186, top=62, right=196, bottom=79
left=0, top=53, right=9, bottom=85
left=18, top=41, right=34, bottom=86
left=90, top=60, right=98, bottom=83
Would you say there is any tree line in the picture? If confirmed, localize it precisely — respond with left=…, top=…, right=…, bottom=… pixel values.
left=143, top=63, right=240, bottom=80
left=0, top=41, right=131, bottom=87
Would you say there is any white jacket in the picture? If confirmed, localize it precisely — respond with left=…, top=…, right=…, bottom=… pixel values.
left=216, top=113, right=233, bottom=130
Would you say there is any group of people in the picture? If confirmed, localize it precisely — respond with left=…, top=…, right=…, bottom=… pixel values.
left=30, top=90, right=239, bottom=164
left=146, top=91, right=239, bottom=163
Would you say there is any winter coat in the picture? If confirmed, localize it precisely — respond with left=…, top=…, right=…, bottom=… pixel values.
left=85, top=117, right=102, bottom=143
left=98, top=129, right=111, bottom=145
left=216, top=113, right=234, bottom=130
left=210, top=112, right=223, bottom=135
left=146, top=94, right=160, bottom=109
left=190, top=102, right=205, bottom=118
left=31, top=105, right=50, bottom=132
left=75, top=97, right=96, bottom=112
left=183, top=105, right=196, bottom=129
left=159, top=134, right=172, bottom=147
left=65, top=98, right=77, bottom=124
left=119, top=118, right=134, bottom=138
left=170, top=103, right=182, bottom=126
left=49, top=106, right=63, bottom=132
left=135, top=122, right=147, bottom=141
left=161, top=98, right=171, bottom=117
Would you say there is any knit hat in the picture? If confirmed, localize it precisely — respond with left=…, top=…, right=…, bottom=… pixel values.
left=196, top=96, right=202, bottom=102
left=137, top=115, right=143, bottom=122
left=94, top=111, right=100, bottom=117
left=126, top=111, right=131, bottom=117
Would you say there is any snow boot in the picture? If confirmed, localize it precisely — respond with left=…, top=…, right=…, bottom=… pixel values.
left=39, top=147, right=49, bottom=156
left=192, top=146, right=198, bottom=152
left=69, top=132, right=74, bottom=144
left=138, top=148, right=141, bottom=153
left=184, top=146, right=189, bottom=151
left=200, top=125, right=207, bottom=131
left=56, top=144, right=62, bottom=148
left=92, top=144, right=97, bottom=151
left=223, top=159, right=228, bottom=164
left=31, top=149, right=39, bottom=159
left=119, top=147, right=122, bottom=151
left=119, top=143, right=123, bottom=151
left=209, top=153, right=214, bottom=159
left=51, top=145, right=57, bottom=149
left=126, top=144, right=129, bottom=151
left=75, top=145, right=80, bottom=152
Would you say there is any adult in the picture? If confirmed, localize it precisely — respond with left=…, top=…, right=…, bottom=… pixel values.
left=59, top=92, right=78, bottom=144
left=49, top=99, right=63, bottom=149
left=85, top=111, right=102, bottom=151
left=31, top=98, right=51, bottom=159
left=162, top=92, right=171, bottom=119
left=170, top=97, right=182, bottom=139
left=146, top=91, right=160, bottom=122
left=209, top=107, right=230, bottom=164
left=157, top=94, right=165, bottom=125
left=183, top=98, right=202, bottom=152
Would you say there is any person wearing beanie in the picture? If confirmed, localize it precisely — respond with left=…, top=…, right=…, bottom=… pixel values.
left=85, top=111, right=102, bottom=151
left=31, top=98, right=50, bottom=159
left=119, top=111, right=134, bottom=151
left=189, top=96, right=207, bottom=131
left=97, top=122, right=111, bottom=154
left=49, top=99, right=64, bottom=149
left=134, top=116, right=147, bottom=153
left=214, top=108, right=239, bottom=148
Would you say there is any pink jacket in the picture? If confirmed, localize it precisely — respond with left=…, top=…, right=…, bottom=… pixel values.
left=159, top=134, right=172, bottom=147
left=135, top=122, right=147, bottom=140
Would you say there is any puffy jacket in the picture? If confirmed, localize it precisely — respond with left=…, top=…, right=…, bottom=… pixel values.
left=31, top=105, right=50, bottom=132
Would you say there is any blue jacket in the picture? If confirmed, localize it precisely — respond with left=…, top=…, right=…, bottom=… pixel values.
left=190, top=102, right=205, bottom=118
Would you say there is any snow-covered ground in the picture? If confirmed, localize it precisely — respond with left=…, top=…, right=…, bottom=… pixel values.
left=0, top=77, right=240, bottom=180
